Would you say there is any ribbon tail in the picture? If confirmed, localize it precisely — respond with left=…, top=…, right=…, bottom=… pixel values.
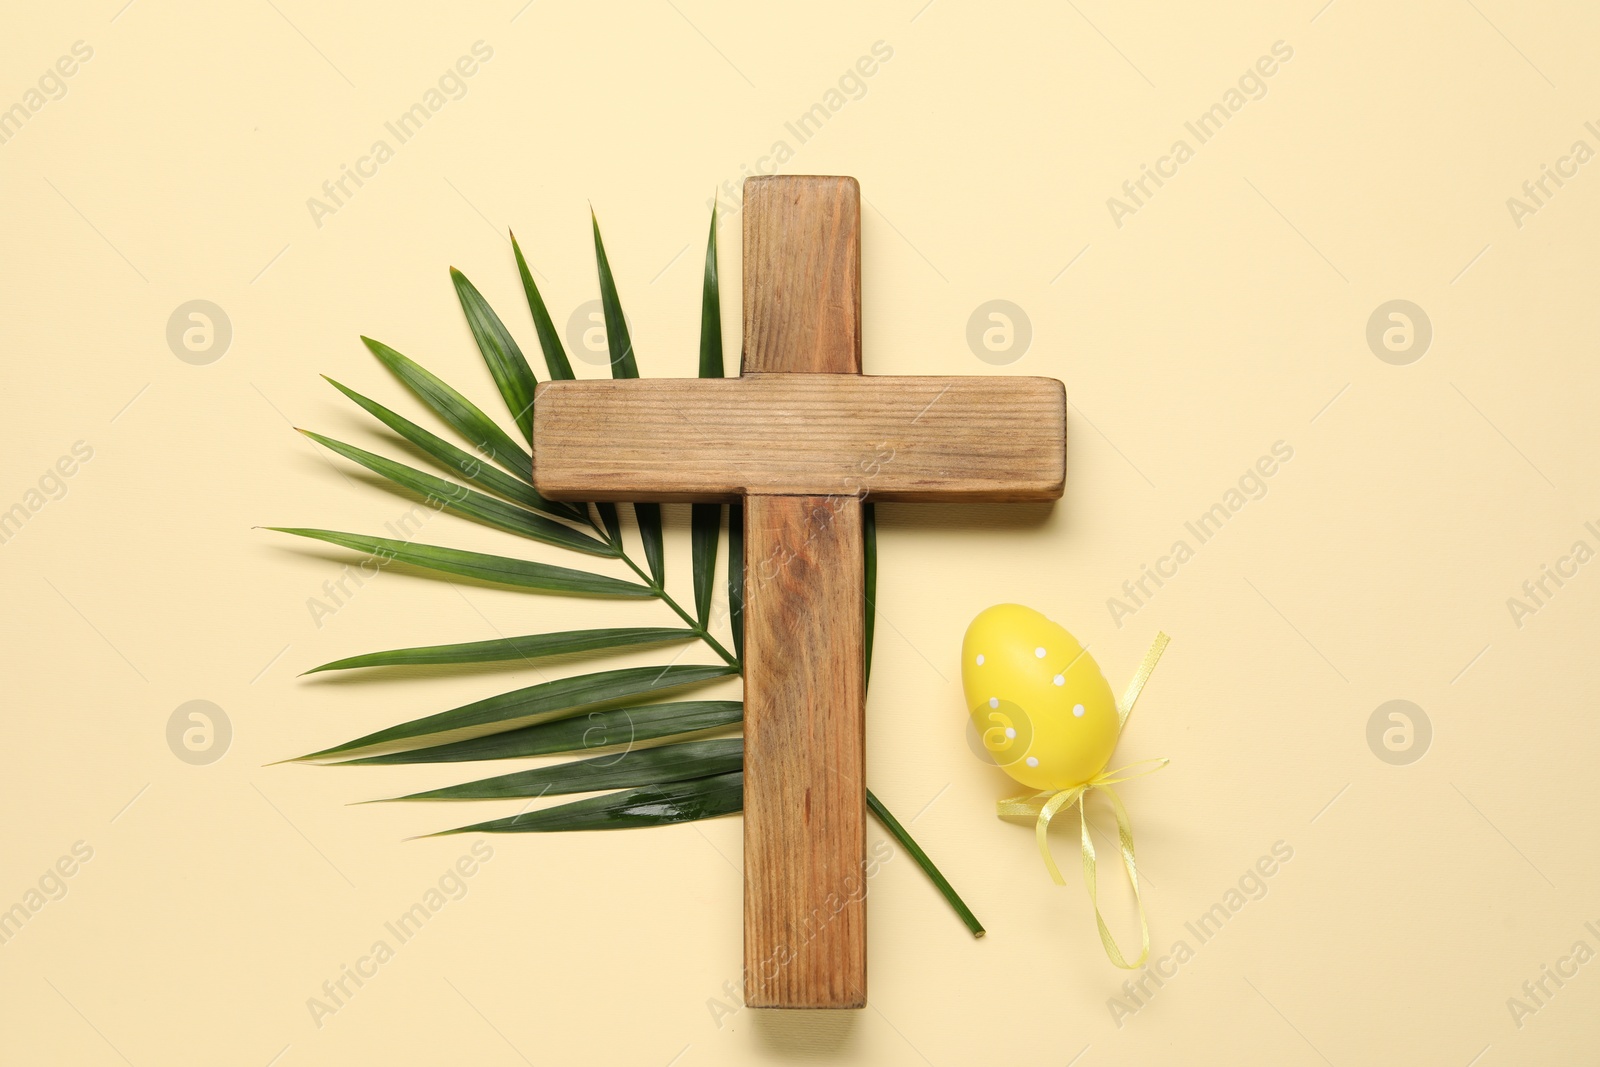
left=1080, top=784, right=1151, bottom=970
left=1118, top=631, right=1170, bottom=732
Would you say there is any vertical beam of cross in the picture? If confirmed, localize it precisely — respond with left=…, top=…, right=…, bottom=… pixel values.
left=739, top=176, right=867, bottom=1008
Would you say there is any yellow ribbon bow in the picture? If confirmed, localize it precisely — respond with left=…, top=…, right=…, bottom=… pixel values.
left=997, top=632, right=1170, bottom=969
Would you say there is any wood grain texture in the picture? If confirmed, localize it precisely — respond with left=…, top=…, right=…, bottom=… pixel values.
left=532, top=375, right=1065, bottom=502
left=741, top=494, right=866, bottom=1008
left=742, top=175, right=861, bottom=375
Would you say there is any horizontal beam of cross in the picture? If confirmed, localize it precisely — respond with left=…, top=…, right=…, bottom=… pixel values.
left=532, top=375, right=1065, bottom=502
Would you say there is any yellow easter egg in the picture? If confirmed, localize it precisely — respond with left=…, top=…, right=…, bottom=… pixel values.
left=961, top=604, right=1118, bottom=791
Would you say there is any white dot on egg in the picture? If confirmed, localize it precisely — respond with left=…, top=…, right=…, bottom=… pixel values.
left=1035, top=647, right=1046, bottom=658
left=988, top=697, right=999, bottom=709
left=1073, top=704, right=1085, bottom=717
left=975, top=653, right=985, bottom=665
left=1004, top=727, right=1016, bottom=739
left=1053, top=675, right=1065, bottom=687
left=1025, top=756, right=1039, bottom=767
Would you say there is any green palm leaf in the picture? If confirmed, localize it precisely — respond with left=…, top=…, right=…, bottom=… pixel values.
left=362, top=336, right=533, bottom=483
left=630, top=499, right=662, bottom=585
left=321, top=376, right=577, bottom=520
left=591, top=210, right=663, bottom=584
left=868, top=790, right=984, bottom=937
left=596, top=502, right=622, bottom=544
left=304, top=626, right=695, bottom=674
left=856, top=504, right=984, bottom=936
left=691, top=207, right=724, bottom=626
left=299, top=431, right=610, bottom=556
left=340, top=700, right=742, bottom=765
left=383, top=738, right=742, bottom=801
left=432, top=771, right=743, bottom=834
left=267, top=528, right=650, bottom=597
left=690, top=508, right=719, bottom=628
left=301, top=663, right=738, bottom=761
left=511, top=232, right=574, bottom=381
left=451, top=267, right=539, bottom=444
left=697, top=206, right=725, bottom=380
left=590, top=210, right=638, bottom=378
left=636, top=503, right=665, bottom=587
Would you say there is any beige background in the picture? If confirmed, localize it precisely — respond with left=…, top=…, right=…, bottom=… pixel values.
left=3, top=0, right=1598, bottom=1063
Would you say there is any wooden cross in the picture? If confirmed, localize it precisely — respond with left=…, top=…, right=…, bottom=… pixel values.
left=533, top=176, right=1065, bottom=1008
